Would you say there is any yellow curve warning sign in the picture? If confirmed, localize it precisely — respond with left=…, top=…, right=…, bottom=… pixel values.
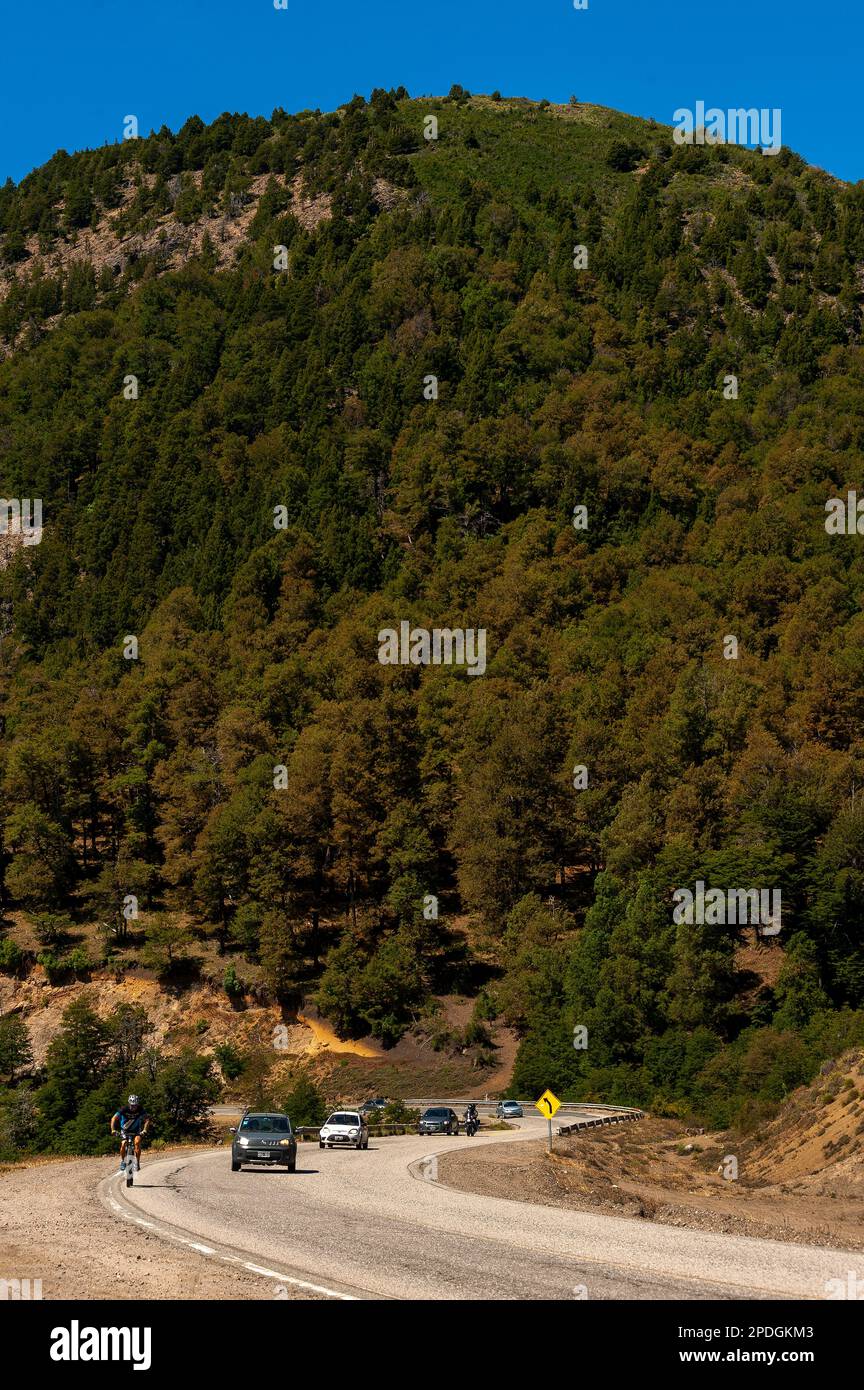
left=535, top=1089, right=561, bottom=1119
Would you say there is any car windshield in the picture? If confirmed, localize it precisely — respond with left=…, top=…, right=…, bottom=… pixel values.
left=240, top=1115, right=290, bottom=1132
left=327, top=1113, right=358, bottom=1126
left=425, top=1109, right=449, bottom=1118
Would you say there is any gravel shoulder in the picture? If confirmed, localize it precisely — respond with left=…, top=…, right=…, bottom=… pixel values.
left=0, top=1148, right=316, bottom=1300
left=436, top=1122, right=864, bottom=1252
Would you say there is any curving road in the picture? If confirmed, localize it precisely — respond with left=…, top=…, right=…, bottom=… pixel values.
left=97, top=1113, right=856, bottom=1301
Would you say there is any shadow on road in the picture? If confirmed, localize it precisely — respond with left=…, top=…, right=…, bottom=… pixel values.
left=231, top=1168, right=321, bottom=1176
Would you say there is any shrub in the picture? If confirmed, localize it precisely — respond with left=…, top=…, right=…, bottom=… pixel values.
left=463, top=1019, right=493, bottom=1048
left=380, top=1099, right=420, bottom=1125
left=223, top=965, right=244, bottom=1000
left=214, top=1042, right=244, bottom=1081
left=32, top=914, right=72, bottom=947
left=66, top=946, right=91, bottom=976
left=474, top=989, right=500, bottom=1022
left=281, top=1073, right=327, bottom=1127
left=36, top=950, right=64, bottom=983
left=606, top=139, right=644, bottom=172
left=0, top=938, right=25, bottom=973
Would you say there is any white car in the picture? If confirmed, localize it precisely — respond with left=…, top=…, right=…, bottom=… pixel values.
left=319, top=1110, right=369, bottom=1150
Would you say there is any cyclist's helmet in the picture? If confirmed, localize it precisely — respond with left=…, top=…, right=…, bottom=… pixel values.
left=128, top=1095, right=141, bottom=1107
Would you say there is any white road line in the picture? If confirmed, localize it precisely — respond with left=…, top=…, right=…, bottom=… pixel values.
left=103, top=1173, right=359, bottom=1302
left=240, top=1262, right=358, bottom=1300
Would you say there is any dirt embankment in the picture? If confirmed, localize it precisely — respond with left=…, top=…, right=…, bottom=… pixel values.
left=2, top=964, right=518, bottom=1105
left=0, top=965, right=389, bottom=1070
left=438, top=1052, right=864, bottom=1252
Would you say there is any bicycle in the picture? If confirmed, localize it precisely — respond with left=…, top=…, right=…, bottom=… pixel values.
left=118, top=1125, right=143, bottom=1188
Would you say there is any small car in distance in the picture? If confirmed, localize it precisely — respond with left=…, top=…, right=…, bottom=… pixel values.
left=358, top=1097, right=388, bottom=1115
left=418, top=1107, right=460, bottom=1136
left=230, top=1112, right=297, bottom=1172
left=319, top=1111, right=369, bottom=1150
left=496, top=1099, right=523, bottom=1119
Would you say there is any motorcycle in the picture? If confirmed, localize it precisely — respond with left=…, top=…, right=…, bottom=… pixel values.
left=463, top=1110, right=479, bottom=1137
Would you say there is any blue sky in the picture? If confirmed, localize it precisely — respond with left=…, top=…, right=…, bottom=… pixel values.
left=3, top=0, right=862, bottom=184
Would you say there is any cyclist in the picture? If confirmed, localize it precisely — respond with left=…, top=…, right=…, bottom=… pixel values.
left=111, top=1094, right=151, bottom=1173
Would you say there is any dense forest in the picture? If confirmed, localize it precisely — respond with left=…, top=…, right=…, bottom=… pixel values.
left=1, top=88, right=864, bottom=1145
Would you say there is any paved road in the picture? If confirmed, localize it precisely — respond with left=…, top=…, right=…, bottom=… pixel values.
left=98, top=1114, right=856, bottom=1301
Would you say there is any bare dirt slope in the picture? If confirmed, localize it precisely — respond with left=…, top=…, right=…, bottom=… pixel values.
left=0, top=969, right=291, bottom=1069
left=1, top=959, right=516, bottom=1101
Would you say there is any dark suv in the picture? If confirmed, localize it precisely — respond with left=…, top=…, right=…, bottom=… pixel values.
left=230, top=1112, right=297, bottom=1172
left=418, top=1107, right=460, bottom=1136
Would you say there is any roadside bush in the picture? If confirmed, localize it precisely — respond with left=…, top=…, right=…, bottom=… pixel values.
left=280, top=1073, right=327, bottom=1127
left=380, top=1099, right=419, bottom=1125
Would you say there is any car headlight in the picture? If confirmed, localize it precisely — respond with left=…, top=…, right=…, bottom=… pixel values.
left=349, top=1128, right=359, bottom=1136
left=278, top=1137, right=293, bottom=1146
left=239, top=1137, right=249, bottom=1147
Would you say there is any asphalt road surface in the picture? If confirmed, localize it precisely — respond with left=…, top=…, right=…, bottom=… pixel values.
left=98, top=1113, right=856, bottom=1301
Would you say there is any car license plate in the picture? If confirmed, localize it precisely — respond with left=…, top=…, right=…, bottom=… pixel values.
left=256, top=1150, right=269, bottom=1158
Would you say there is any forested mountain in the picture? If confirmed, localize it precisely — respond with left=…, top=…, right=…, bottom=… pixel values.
left=1, top=88, right=864, bottom=1132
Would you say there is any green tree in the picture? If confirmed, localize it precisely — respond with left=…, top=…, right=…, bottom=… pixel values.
left=281, top=1072, right=327, bottom=1126
left=0, top=1014, right=33, bottom=1080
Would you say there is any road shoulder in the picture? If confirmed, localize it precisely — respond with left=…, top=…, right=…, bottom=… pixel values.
left=434, top=1127, right=864, bottom=1252
left=0, top=1148, right=310, bottom=1300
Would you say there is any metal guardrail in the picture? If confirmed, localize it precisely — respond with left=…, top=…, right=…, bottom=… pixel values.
left=293, top=1123, right=419, bottom=1140
left=404, top=1098, right=647, bottom=1136
left=556, top=1108, right=645, bottom=1136
left=405, top=1098, right=645, bottom=1116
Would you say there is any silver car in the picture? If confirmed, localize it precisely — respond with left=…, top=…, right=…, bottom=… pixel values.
left=496, top=1099, right=523, bottom=1118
